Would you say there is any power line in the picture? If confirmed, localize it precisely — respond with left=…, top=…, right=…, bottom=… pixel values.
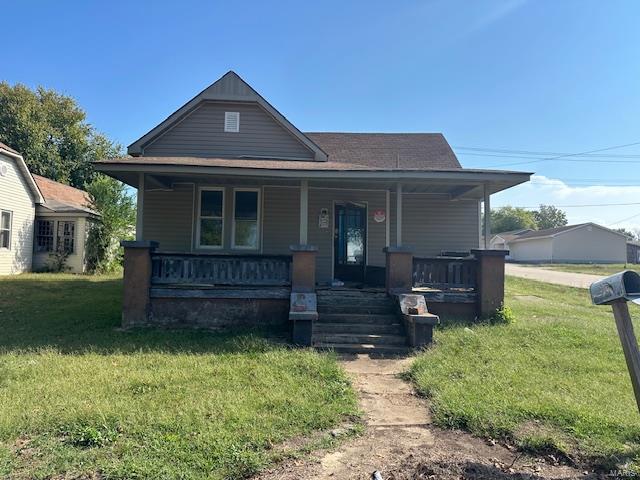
left=514, top=202, right=640, bottom=209
left=456, top=152, right=640, bottom=163
left=453, top=141, right=640, bottom=167
left=608, top=212, right=640, bottom=226
left=454, top=146, right=640, bottom=158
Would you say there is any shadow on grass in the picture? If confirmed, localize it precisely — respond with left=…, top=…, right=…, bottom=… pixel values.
left=0, top=275, right=289, bottom=355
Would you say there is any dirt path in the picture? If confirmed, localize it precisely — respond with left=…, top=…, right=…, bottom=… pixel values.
left=505, top=264, right=604, bottom=289
left=255, top=355, right=601, bottom=480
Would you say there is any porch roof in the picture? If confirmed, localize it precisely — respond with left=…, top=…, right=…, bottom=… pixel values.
left=95, top=157, right=531, bottom=198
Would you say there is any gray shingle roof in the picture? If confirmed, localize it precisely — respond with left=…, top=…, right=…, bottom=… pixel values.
left=304, top=132, right=461, bottom=170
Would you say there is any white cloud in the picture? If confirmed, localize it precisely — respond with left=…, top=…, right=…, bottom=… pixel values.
left=492, top=175, right=640, bottom=231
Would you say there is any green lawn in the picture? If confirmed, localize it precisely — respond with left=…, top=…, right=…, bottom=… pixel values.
left=0, top=274, right=358, bottom=479
left=528, top=263, right=638, bottom=276
left=410, top=276, right=640, bottom=469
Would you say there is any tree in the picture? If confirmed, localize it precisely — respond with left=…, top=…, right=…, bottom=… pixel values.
left=490, top=206, right=538, bottom=233
left=0, top=82, right=135, bottom=272
left=0, top=82, right=120, bottom=188
left=614, top=227, right=638, bottom=240
left=85, top=175, right=136, bottom=273
left=533, top=205, right=568, bottom=230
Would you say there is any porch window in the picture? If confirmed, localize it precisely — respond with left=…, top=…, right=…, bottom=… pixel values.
left=232, top=189, right=259, bottom=249
left=36, top=219, right=55, bottom=252
left=0, top=210, right=11, bottom=249
left=57, top=221, right=75, bottom=254
left=198, top=188, right=224, bottom=248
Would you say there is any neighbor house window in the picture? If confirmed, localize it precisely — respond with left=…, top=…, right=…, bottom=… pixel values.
left=232, top=189, right=259, bottom=249
left=0, top=210, right=11, bottom=249
left=57, top=221, right=75, bottom=254
left=36, top=219, right=55, bottom=252
left=197, top=188, right=224, bottom=248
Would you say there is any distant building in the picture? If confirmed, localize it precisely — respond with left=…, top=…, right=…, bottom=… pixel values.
left=490, top=223, right=627, bottom=264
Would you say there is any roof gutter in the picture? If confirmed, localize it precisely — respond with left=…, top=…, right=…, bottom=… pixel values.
left=95, top=162, right=531, bottom=184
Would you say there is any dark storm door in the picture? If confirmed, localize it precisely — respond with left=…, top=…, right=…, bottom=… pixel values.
left=334, top=203, right=367, bottom=282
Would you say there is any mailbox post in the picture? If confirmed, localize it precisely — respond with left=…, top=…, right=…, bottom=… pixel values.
left=590, top=271, right=640, bottom=412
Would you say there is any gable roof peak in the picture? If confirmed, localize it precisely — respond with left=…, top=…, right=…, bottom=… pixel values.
left=128, top=71, right=327, bottom=161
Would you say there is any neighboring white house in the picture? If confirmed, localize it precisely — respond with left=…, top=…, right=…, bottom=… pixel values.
left=0, top=142, right=43, bottom=275
left=0, top=142, right=98, bottom=275
left=491, top=223, right=628, bottom=263
left=31, top=175, right=100, bottom=273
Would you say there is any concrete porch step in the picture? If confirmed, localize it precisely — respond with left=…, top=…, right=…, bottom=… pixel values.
left=317, top=304, right=396, bottom=314
left=317, top=313, right=399, bottom=324
left=314, top=333, right=407, bottom=346
left=314, top=322, right=404, bottom=335
left=314, top=342, right=410, bottom=355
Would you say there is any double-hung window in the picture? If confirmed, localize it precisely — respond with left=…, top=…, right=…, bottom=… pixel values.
left=198, top=188, right=224, bottom=248
left=36, top=219, right=55, bottom=252
left=0, top=210, right=11, bottom=249
left=57, top=221, right=75, bottom=254
left=233, top=189, right=259, bottom=249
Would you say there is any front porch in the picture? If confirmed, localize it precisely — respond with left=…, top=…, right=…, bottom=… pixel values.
left=108, top=170, right=516, bottom=351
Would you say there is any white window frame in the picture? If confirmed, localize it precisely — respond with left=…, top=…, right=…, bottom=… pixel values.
left=57, top=220, right=76, bottom=254
left=232, top=188, right=261, bottom=250
left=196, top=187, right=225, bottom=250
left=0, top=210, right=12, bottom=250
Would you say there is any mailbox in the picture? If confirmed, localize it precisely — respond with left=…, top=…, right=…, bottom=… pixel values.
left=589, top=270, right=640, bottom=306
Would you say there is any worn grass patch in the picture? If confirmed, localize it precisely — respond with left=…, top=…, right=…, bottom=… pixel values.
left=410, top=276, right=640, bottom=469
left=0, top=273, right=358, bottom=479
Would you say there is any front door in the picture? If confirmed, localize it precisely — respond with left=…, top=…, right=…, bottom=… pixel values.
left=334, top=203, right=367, bottom=283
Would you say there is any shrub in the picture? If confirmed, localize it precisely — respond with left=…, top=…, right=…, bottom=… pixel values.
left=489, top=304, right=515, bottom=325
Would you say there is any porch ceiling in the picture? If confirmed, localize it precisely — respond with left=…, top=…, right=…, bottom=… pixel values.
left=97, top=164, right=530, bottom=199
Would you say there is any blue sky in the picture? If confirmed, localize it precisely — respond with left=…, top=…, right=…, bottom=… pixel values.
left=4, top=0, right=640, bottom=231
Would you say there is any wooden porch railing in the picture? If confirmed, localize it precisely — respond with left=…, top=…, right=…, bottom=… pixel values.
left=412, top=256, right=477, bottom=290
left=151, top=253, right=292, bottom=286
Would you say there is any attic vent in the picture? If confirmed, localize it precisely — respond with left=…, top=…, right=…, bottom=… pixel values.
left=224, top=111, right=240, bottom=132
left=0, top=164, right=7, bottom=177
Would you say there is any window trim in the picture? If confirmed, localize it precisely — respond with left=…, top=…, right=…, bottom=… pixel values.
left=0, top=210, right=12, bottom=251
left=196, top=186, right=225, bottom=250
left=35, top=219, right=55, bottom=253
left=57, top=220, right=76, bottom=255
left=231, top=187, right=261, bottom=250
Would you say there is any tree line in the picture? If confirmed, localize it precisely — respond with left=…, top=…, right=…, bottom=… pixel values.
left=489, top=204, right=638, bottom=240
left=0, top=82, right=135, bottom=272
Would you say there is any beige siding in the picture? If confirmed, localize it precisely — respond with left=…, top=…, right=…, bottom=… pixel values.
left=552, top=225, right=627, bottom=263
left=33, top=215, right=89, bottom=273
left=509, top=238, right=553, bottom=262
left=308, top=188, right=387, bottom=284
left=401, top=195, right=480, bottom=257
left=262, top=187, right=300, bottom=255
left=0, top=153, right=35, bottom=275
left=143, top=184, right=194, bottom=251
left=143, top=102, right=314, bottom=159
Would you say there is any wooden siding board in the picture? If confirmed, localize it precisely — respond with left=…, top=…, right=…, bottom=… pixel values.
left=144, top=102, right=314, bottom=159
left=402, top=195, right=480, bottom=256
left=0, top=153, right=35, bottom=274
left=262, top=187, right=300, bottom=255
left=143, top=184, right=194, bottom=251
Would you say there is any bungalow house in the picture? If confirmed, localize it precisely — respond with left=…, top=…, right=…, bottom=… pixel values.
left=0, top=141, right=97, bottom=274
left=502, top=223, right=627, bottom=264
left=96, top=71, right=531, bottom=352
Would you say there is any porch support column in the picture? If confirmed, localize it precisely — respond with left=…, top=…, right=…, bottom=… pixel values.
left=384, top=246, right=413, bottom=295
left=120, top=240, right=158, bottom=328
left=472, top=249, right=508, bottom=318
left=299, top=179, right=308, bottom=245
left=483, top=183, right=490, bottom=249
left=136, top=172, right=145, bottom=241
left=396, top=182, right=403, bottom=246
